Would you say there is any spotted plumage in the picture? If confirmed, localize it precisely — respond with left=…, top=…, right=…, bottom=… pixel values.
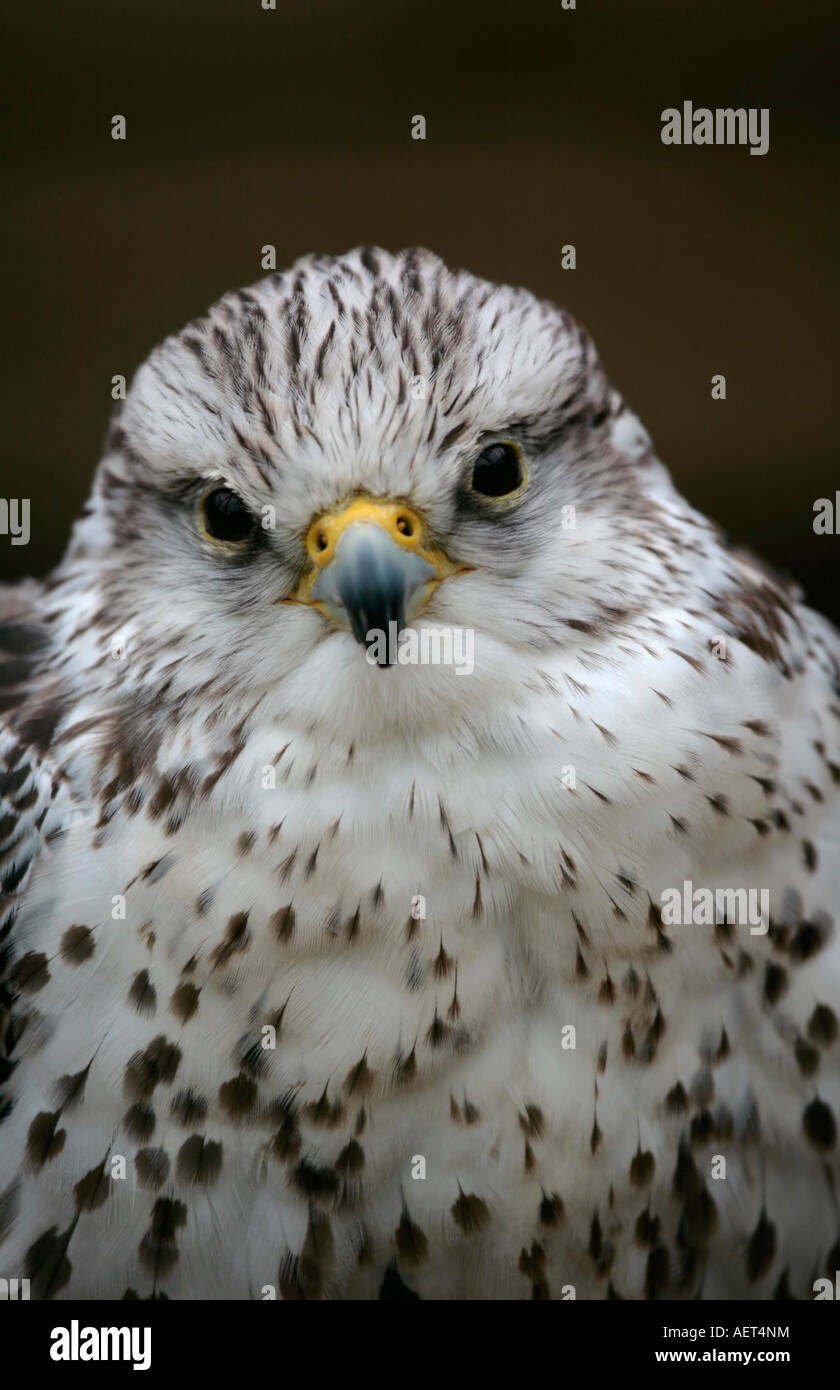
left=1, top=246, right=839, bottom=1299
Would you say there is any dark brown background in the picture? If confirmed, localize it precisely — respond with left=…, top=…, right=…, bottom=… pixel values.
left=3, top=0, right=838, bottom=619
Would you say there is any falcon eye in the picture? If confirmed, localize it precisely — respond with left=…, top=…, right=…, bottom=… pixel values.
left=200, top=487, right=256, bottom=545
left=470, top=442, right=526, bottom=501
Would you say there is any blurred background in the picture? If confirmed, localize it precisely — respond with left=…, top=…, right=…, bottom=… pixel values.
left=2, top=0, right=838, bottom=618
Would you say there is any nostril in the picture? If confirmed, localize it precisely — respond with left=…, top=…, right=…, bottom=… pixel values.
left=316, top=530, right=329, bottom=552
left=396, top=515, right=414, bottom=538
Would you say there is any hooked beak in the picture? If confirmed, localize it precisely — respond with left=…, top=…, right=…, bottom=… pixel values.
left=287, top=498, right=464, bottom=666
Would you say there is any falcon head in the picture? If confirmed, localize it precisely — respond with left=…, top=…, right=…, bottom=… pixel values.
left=63, top=247, right=684, bottom=737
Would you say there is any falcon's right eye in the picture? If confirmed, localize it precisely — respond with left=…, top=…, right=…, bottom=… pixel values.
left=200, top=487, right=257, bottom=545
left=469, top=442, right=527, bottom=502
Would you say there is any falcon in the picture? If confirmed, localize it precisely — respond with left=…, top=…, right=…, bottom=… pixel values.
left=0, top=246, right=838, bottom=1300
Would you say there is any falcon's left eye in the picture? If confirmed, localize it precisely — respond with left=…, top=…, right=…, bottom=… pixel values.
left=200, top=487, right=257, bottom=545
